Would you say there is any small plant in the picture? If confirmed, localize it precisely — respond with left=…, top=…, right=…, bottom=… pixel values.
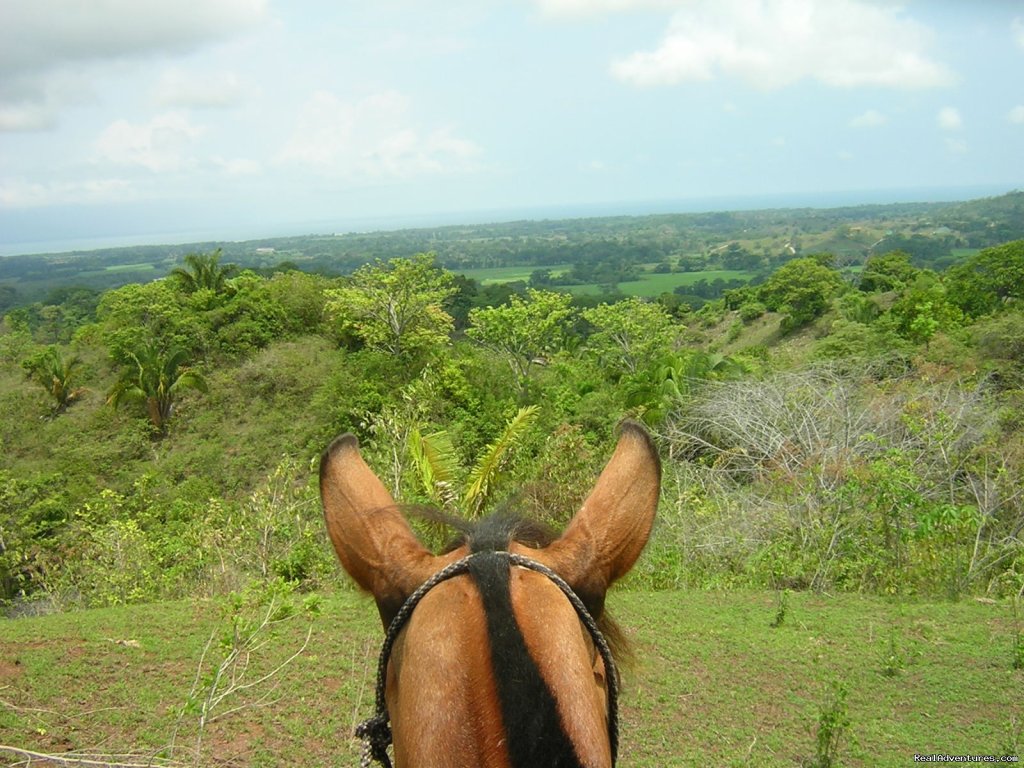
left=21, top=346, right=87, bottom=415
left=881, top=627, right=906, bottom=677
left=770, top=588, right=790, bottom=628
left=1000, top=713, right=1023, bottom=758
left=170, top=578, right=320, bottom=766
left=810, top=680, right=851, bottom=768
left=1012, top=599, right=1024, bottom=671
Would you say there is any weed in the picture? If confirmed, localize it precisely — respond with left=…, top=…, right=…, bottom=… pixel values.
left=1012, top=599, right=1024, bottom=671
left=881, top=627, right=906, bottom=677
left=810, top=680, right=851, bottom=768
left=169, top=579, right=320, bottom=766
left=770, top=588, right=790, bottom=628
left=1000, top=713, right=1023, bottom=758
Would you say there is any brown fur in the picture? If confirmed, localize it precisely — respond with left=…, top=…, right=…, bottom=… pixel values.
left=320, top=421, right=660, bottom=768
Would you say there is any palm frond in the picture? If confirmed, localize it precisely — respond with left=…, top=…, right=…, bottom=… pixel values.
left=407, top=428, right=461, bottom=509
left=462, top=405, right=539, bottom=516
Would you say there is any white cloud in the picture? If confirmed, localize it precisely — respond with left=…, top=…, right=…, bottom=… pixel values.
left=0, top=177, right=134, bottom=208
left=1009, top=105, right=1024, bottom=125
left=94, top=112, right=204, bottom=173
left=945, top=138, right=968, bottom=154
left=1013, top=17, right=1024, bottom=50
left=0, top=102, right=56, bottom=132
left=536, top=0, right=678, bottom=17
left=937, top=107, right=963, bottom=131
left=850, top=109, right=887, bottom=128
left=153, top=69, right=248, bottom=109
left=211, top=156, right=262, bottom=176
left=0, top=0, right=267, bottom=131
left=609, top=0, right=955, bottom=90
left=0, top=0, right=267, bottom=77
left=276, top=90, right=481, bottom=180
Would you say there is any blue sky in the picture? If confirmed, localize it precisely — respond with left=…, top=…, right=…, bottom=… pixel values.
left=1, top=0, right=1022, bottom=254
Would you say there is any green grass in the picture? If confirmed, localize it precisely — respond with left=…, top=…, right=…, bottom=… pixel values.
left=456, top=264, right=573, bottom=285
left=456, top=264, right=758, bottom=297
left=76, top=263, right=159, bottom=279
left=1, top=590, right=1020, bottom=766
left=568, top=270, right=757, bottom=297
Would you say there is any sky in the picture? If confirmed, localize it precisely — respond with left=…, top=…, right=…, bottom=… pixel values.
left=1, top=0, right=1022, bottom=255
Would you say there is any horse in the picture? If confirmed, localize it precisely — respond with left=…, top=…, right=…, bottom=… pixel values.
left=319, top=420, right=661, bottom=768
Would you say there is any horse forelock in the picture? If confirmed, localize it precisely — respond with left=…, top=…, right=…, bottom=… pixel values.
left=388, top=509, right=617, bottom=767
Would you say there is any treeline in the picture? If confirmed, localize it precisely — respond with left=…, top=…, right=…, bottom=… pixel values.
left=3, top=191, right=1022, bottom=310
left=1, top=239, right=1023, bottom=612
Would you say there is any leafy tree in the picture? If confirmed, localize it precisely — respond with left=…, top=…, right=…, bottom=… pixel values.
left=0, top=284, right=18, bottom=313
left=170, top=249, right=237, bottom=294
left=880, top=273, right=963, bottom=347
left=972, top=311, right=1024, bottom=368
left=529, top=268, right=554, bottom=287
left=582, top=297, right=679, bottom=377
left=758, top=257, right=845, bottom=331
left=946, top=239, right=1024, bottom=318
left=467, top=288, right=575, bottom=389
left=107, top=343, right=208, bottom=432
left=325, top=253, right=456, bottom=357
left=22, top=346, right=86, bottom=415
left=206, top=271, right=288, bottom=357
left=91, top=280, right=206, bottom=364
left=859, top=250, right=919, bottom=293
left=264, top=270, right=330, bottom=335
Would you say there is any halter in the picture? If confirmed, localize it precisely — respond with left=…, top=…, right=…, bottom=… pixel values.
left=356, top=550, right=620, bottom=768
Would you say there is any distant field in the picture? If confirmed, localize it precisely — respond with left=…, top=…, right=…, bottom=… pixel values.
left=456, top=265, right=757, bottom=297
left=951, top=248, right=981, bottom=260
left=456, top=264, right=573, bottom=284
left=569, top=269, right=758, bottom=297
left=77, top=263, right=160, bottom=278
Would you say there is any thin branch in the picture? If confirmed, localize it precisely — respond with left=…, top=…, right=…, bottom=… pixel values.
left=0, top=746, right=187, bottom=768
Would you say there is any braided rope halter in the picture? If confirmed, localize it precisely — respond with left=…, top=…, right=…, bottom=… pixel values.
left=355, top=551, right=620, bottom=768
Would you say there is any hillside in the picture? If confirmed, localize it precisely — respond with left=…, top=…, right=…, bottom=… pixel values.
left=0, top=223, right=1022, bottom=615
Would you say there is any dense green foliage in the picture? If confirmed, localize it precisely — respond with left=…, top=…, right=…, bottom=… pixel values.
left=2, top=212, right=1023, bottom=613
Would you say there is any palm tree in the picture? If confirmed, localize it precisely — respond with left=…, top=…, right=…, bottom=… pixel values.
left=169, top=249, right=237, bottom=294
left=408, top=405, right=539, bottom=517
left=23, top=346, right=86, bottom=415
left=626, top=351, right=748, bottom=426
left=107, top=344, right=208, bottom=432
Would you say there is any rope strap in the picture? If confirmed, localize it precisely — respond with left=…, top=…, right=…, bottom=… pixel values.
left=355, top=550, right=619, bottom=766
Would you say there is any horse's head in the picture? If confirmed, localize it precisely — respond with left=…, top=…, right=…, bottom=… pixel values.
left=320, top=420, right=660, bottom=768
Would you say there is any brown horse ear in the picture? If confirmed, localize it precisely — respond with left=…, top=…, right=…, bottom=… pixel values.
left=320, top=434, right=440, bottom=626
left=540, top=420, right=660, bottom=614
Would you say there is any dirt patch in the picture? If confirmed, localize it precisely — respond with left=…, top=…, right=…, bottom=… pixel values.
left=0, top=658, right=22, bottom=680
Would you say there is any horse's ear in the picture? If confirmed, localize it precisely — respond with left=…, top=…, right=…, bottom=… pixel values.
left=540, top=420, right=660, bottom=613
left=320, top=434, right=440, bottom=626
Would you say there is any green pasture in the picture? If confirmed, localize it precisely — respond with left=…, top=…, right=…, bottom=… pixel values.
left=77, top=263, right=160, bottom=279
left=456, top=264, right=573, bottom=285
left=456, top=265, right=758, bottom=297
left=1, top=590, right=1019, bottom=766
left=568, top=269, right=758, bottom=297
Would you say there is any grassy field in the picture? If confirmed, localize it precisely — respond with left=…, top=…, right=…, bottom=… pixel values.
left=455, top=265, right=757, bottom=297
left=455, top=264, right=573, bottom=284
left=596, top=269, right=756, bottom=297
left=1, top=590, right=1020, bottom=766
